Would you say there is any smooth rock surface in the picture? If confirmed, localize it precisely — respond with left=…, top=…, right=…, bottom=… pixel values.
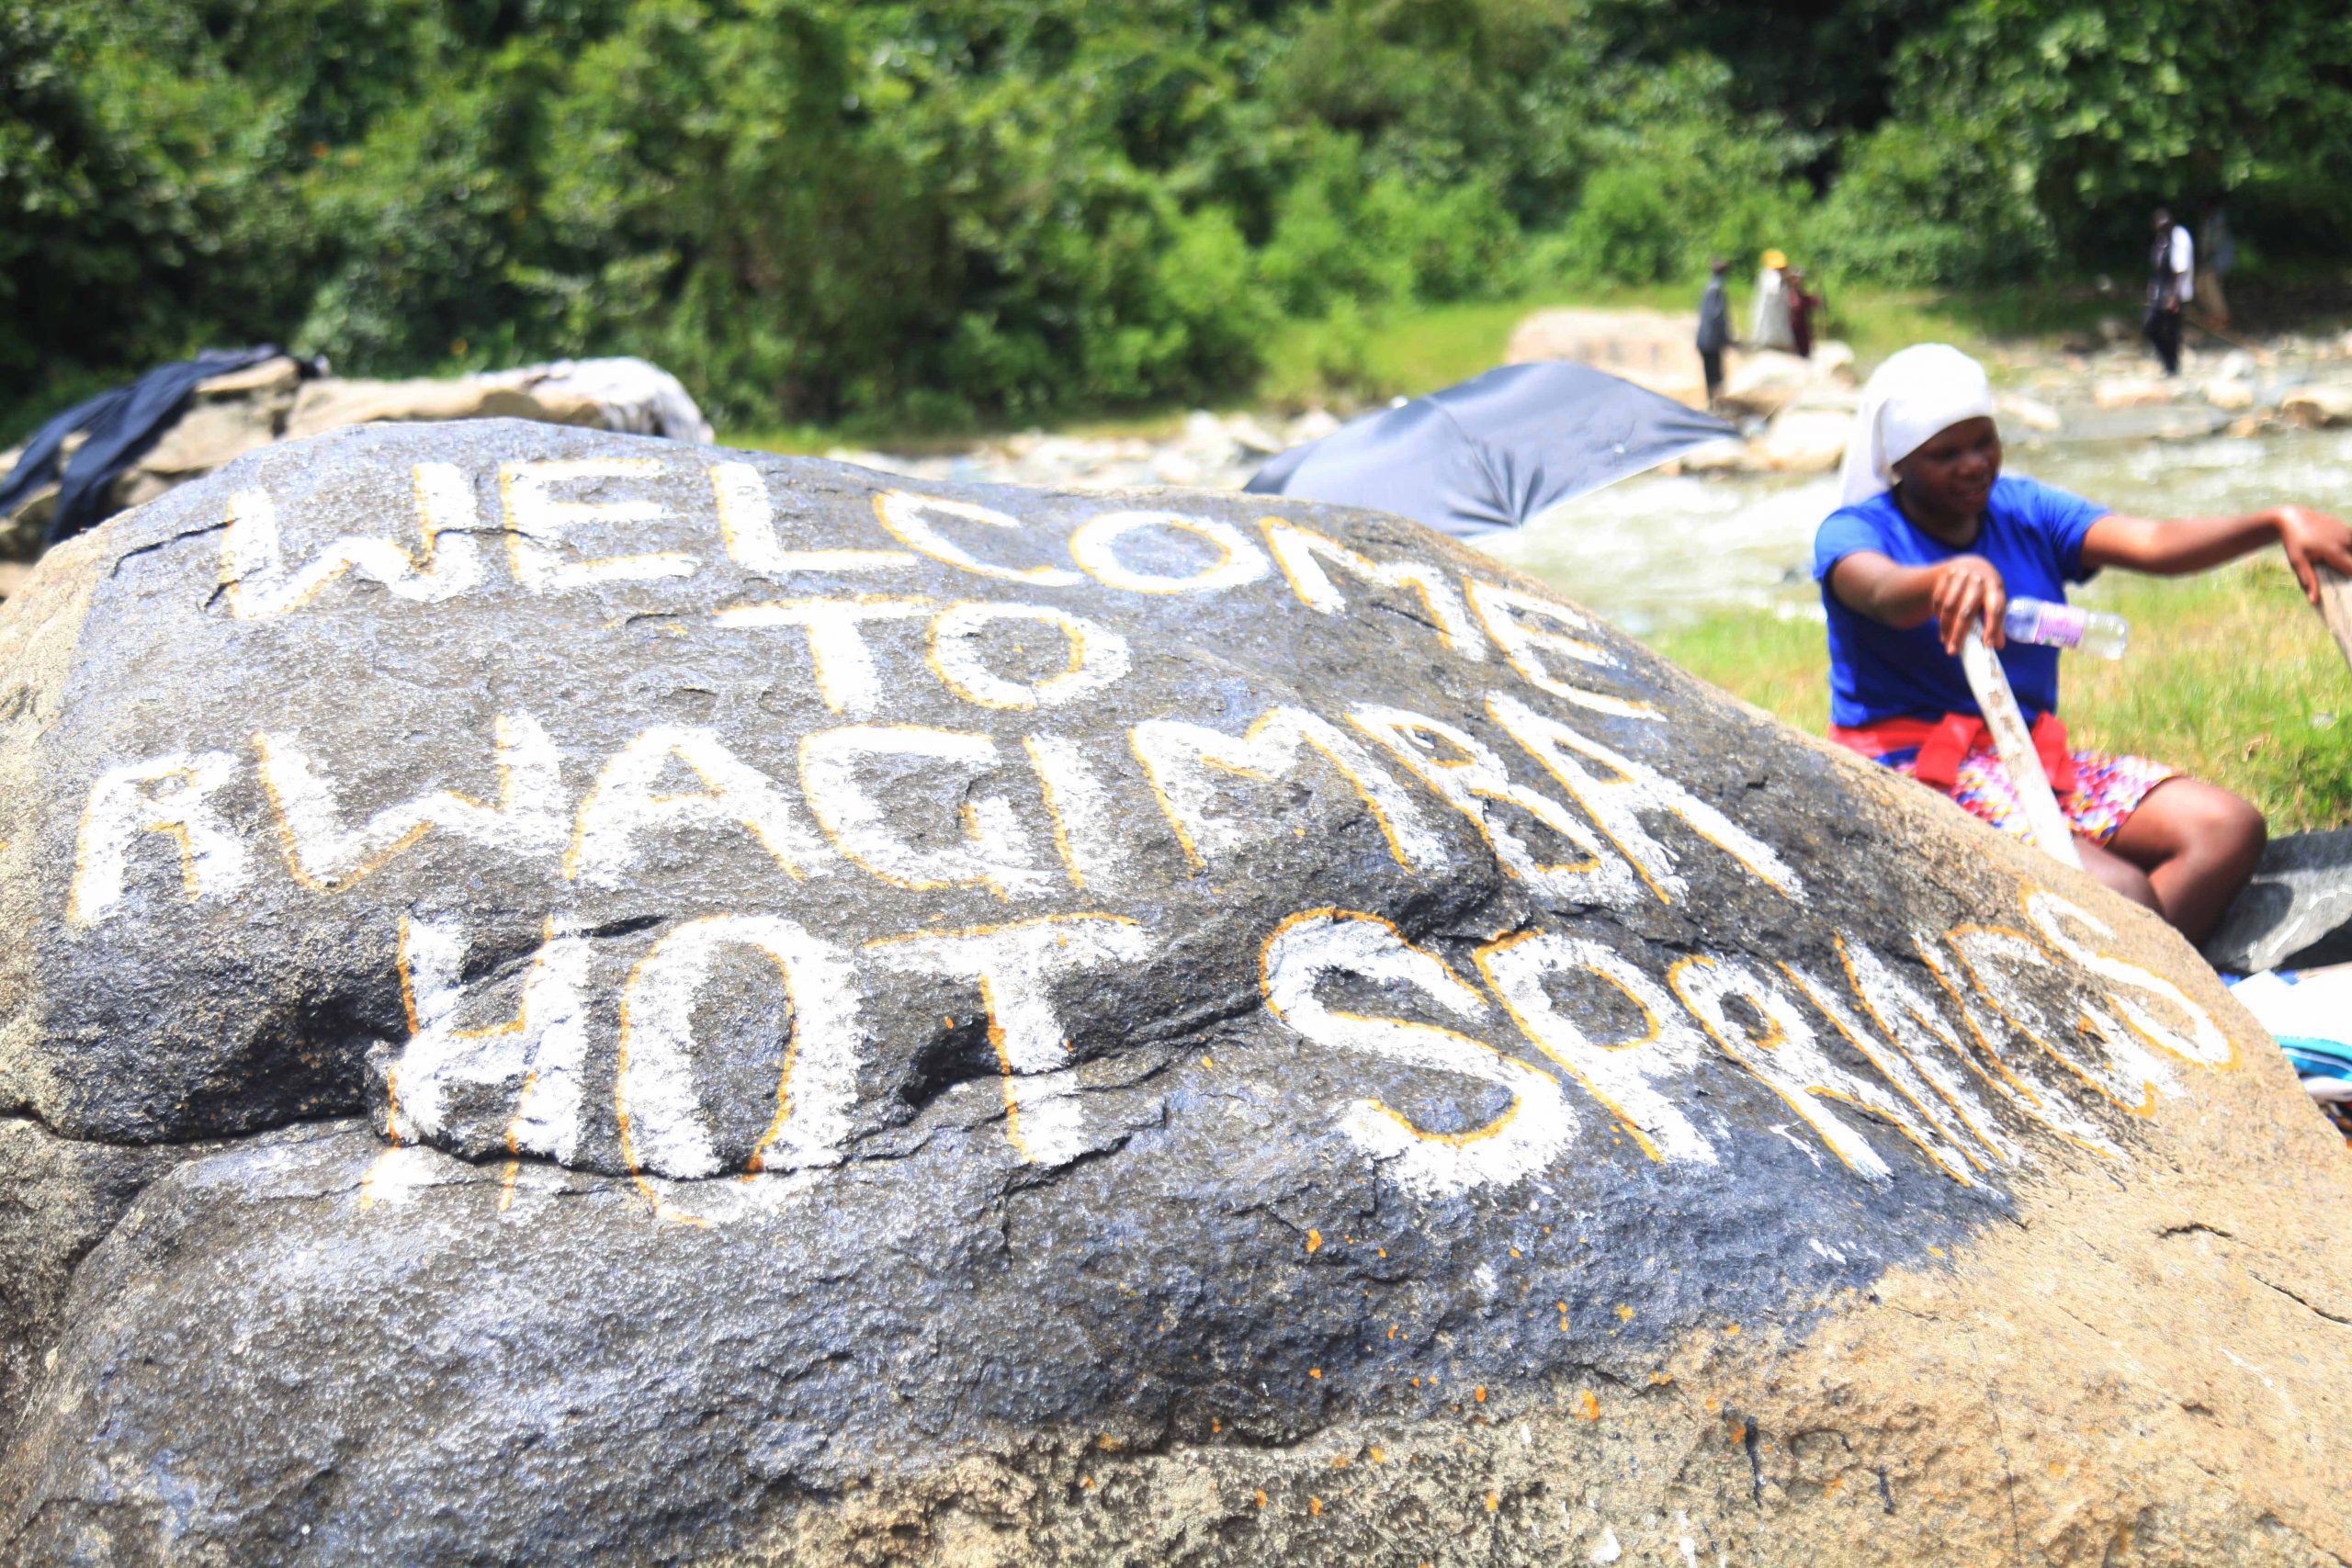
left=0, top=422, right=2346, bottom=1565
left=2204, top=828, right=2352, bottom=973
left=1715, top=349, right=1821, bottom=419
left=1503, top=309, right=1714, bottom=407
left=2093, top=376, right=2179, bottom=410
left=1754, top=399, right=1855, bottom=473
left=2283, top=383, right=2352, bottom=428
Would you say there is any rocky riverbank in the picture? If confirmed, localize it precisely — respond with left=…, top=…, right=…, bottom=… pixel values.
left=826, top=314, right=2352, bottom=498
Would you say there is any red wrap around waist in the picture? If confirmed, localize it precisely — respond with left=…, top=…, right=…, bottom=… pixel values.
left=1828, top=712, right=2076, bottom=794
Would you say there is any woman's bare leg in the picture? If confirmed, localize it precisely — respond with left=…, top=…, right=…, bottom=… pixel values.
left=2074, top=834, right=2160, bottom=913
left=2099, top=778, right=2267, bottom=942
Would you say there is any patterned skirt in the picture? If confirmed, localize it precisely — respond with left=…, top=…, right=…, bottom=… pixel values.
left=1879, top=745, right=2177, bottom=846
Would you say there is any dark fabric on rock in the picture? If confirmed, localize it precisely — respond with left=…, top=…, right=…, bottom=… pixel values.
left=0, top=347, right=286, bottom=547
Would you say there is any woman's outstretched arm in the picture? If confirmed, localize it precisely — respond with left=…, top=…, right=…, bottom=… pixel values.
left=1827, top=550, right=2013, bottom=653
left=2081, top=506, right=2352, bottom=602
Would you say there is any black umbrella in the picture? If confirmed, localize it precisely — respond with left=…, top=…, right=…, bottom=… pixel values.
left=1246, top=361, right=1736, bottom=539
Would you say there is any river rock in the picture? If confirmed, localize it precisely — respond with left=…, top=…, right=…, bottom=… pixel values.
left=2093, top=376, right=2178, bottom=410
left=2204, top=828, right=2352, bottom=973
left=1, top=422, right=2347, bottom=1565
left=1995, top=392, right=2064, bottom=433
left=1754, top=398, right=1853, bottom=473
left=1504, top=308, right=1711, bottom=408
left=2204, top=378, right=2257, bottom=412
left=1715, top=349, right=1819, bottom=418
left=2282, top=384, right=2352, bottom=428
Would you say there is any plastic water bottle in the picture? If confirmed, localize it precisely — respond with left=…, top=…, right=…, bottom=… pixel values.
left=2003, top=597, right=2129, bottom=659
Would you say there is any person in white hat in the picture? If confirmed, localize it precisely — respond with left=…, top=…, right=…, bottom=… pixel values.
left=1814, top=343, right=2352, bottom=940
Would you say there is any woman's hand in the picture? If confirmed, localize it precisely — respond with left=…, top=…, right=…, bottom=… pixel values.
left=2273, top=505, right=2352, bottom=604
left=1929, top=555, right=2007, bottom=655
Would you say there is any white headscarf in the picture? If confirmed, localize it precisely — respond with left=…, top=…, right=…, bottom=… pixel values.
left=1837, top=344, right=1995, bottom=506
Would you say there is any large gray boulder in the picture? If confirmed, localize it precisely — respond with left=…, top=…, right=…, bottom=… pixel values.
left=2204, top=828, right=2352, bottom=972
left=2, top=422, right=2348, bottom=1565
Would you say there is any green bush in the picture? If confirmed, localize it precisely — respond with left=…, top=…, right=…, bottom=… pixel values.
left=1807, top=119, right=2055, bottom=286
left=1554, top=165, right=1682, bottom=286
left=8, top=0, right=2352, bottom=436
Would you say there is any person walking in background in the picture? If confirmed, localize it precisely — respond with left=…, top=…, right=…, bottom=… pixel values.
left=1696, top=258, right=1732, bottom=406
left=1786, top=266, right=1824, bottom=359
left=1750, top=249, right=1795, bottom=352
left=2198, top=202, right=2237, bottom=332
left=2143, top=207, right=2193, bottom=376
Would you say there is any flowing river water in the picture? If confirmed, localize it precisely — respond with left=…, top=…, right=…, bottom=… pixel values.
left=1481, top=423, right=2352, bottom=637
left=845, top=400, right=2352, bottom=638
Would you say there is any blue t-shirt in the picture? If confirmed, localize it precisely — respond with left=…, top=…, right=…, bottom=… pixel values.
left=1813, top=474, right=2108, bottom=728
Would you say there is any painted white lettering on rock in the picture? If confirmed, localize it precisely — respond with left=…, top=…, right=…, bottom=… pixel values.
left=1779, top=957, right=1989, bottom=1173
left=1464, top=579, right=1657, bottom=720
left=1946, top=925, right=2178, bottom=1116
left=1131, top=707, right=1452, bottom=874
left=254, top=712, right=566, bottom=892
left=872, top=491, right=1081, bottom=588
left=927, top=602, right=1132, bottom=710
left=68, top=751, right=251, bottom=926
left=710, top=462, right=917, bottom=577
left=1668, top=954, right=1972, bottom=1183
left=869, top=915, right=1152, bottom=1165
left=799, top=724, right=1055, bottom=899
left=219, top=466, right=483, bottom=618
left=616, top=915, right=865, bottom=1179
left=1909, top=934, right=2121, bottom=1156
left=1261, top=910, right=1574, bottom=1199
left=1475, top=930, right=1717, bottom=1166
left=713, top=596, right=933, bottom=716
left=390, top=915, right=594, bottom=1164
left=1488, top=692, right=1802, bottom=902
left=1023, top=733, right=1145, bottom=893
left=1830, top=934, right=2022, bottom=1167
left=1349, top=705, right=1642, bottom=909
left=1261, top=518, right=1487, bottom=660
left=1068, top=510, right=1270, bottom=595
left=2024, top=890, right=2233, bottom=1068
left=568, top=726, right=830, bottom=886
left=500, top=458, right=697, bottom=592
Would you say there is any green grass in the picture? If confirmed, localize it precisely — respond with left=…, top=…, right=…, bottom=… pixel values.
left=1647, top=561, right=2352, bottom=834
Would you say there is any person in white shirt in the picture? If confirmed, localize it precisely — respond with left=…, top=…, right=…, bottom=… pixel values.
left=2143, top=207, right=2194, bottom=376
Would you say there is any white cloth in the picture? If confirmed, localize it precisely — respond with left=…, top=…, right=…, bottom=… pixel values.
left=2169, top=225, right=2195, bottom=300
left=1836, top=344, right=1996, bottom=506
left=1749, top=269, right=1794, bottom=350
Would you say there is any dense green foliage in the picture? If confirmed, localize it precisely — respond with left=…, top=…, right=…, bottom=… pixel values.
left=6, top=0, right=2352, bottom=432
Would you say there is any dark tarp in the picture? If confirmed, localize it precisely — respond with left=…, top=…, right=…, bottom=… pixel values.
left=0, top=346, right=289, bottom=547
left=1246, top=361, right=1736, bottom=539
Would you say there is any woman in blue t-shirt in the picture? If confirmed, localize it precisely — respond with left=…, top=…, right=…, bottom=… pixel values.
left=1814, top=344, right=2352, bottom=941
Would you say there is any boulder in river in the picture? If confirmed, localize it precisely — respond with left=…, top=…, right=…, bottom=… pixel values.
left=1715, top=349, right=1821, bottom=419
left=1754, top=396, right=1855, bottom=473
left=2282, top=384, right=2352, bottom=428
left=2, top=422, right=2348, bottom=1564
left=1504, top=308, right=1713, bottom=408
